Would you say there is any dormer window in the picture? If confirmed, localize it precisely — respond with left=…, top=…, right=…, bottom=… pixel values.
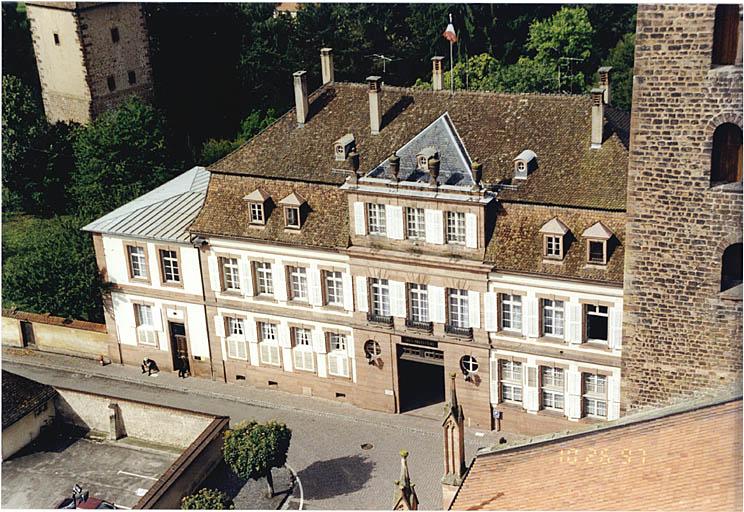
left=540, top=217, right=570, bottom=261
left=416, top=147, right=438, bottom=170
left=582, top=222, right=613, bottom=266
left=279, top=191, right=307, bottom=230
left=334, top=133, right=355, bottom=161
left=513, top=150, right=537, bottom=180
left=243, top=188, right=271, bottom=226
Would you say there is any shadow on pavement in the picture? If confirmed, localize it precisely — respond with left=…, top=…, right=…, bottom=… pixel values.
left=297, top=454, right=375, bottom=500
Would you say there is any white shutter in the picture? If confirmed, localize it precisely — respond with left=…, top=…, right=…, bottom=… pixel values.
left=328, top=353, right=339, bottom=376
left=342, top=272, right=354, bottom=311
left=272, top=264, right=287, bottom=301
left=386, top=205, right=404, bottom=240
left=152, top=306, right=164, bottom=332
left=354, top=202, right=366, bottom=235
left=465, top=213, right=478, bottom=248
left=278, top=323, right=292, bottom=348
left=607, top=374, right=620, bottom=421
left=241, top=258, right=254, bottom=297
left=208, top=255, right=220, bottom=292
left=213, top=316, right=225, bottom=338
left=490, top=357, right=499, bottom=403
left=428, top=285, right=445, bottom=323
left=227, top=338, right=237, bottom=359
left=308, top=268, right=323, bottom=306
left=566, top=370, right=582, bottom=420
left=527, top=297, right=539, bottom=338
left=608, top=306, right=623, bottom=351
left=390, top=281, right=407, bottom=318
left=484, top=292, right=498, bottom=332
left=468, top=291, right=480, bottom=329
left=356, top=276, right=368, bottom=312
left=567, top=303, right=582, bottom=345
left=424, top=209, right=444, bottom=245
left=312, top=329, right=326, bottom=354
left=524, top=365, right=539, bottom=412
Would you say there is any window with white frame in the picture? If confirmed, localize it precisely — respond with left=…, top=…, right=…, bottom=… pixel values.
left=367, top=203, right=386, bottom=235
left=585, top=304, right=609, bottom=343
left=408, top=284, right=429, bottom=322
left=460, top=355, right=479, bottom=374
left=292, top=327, right=314, bottom=371
left=544, top=235, right=563, bottom=259
left=134, top=304, right=157, bottom=346
left=588, top=240, right=607, bottom=265
left=288, top=266, right=308, bottom=301
left=160, top=250, right=180, bottom=283
left=127, top=246, right=147, bottom=279
left=542, top=299, right=564, bottom=338
left=250, top=202, right=265, bottom=224
left=221, top=257, right=241, bottom=292
left=370, top=278, right=391, bottom=317
left=327, top=333, right=349, bottom=377
left=285, top=207, right=301, bottom=229
left=448, top=289, right=469, bottom=328
left=406, top=207, right=425, bottom=240
left=226, top=317, right=247, bottom=359
left=541, top=366, right=565, bottom=411
left=499, top=360, right=522, bottom=403
left=446, top=211, right=466, bottom=244
left=258, top=322, right=281, bottom=366
left=324, top=271, right=344, bottom=306
left=254, top=262, right=273, bottom=295
left=500, top=294, right=522, bottom=331
left=583, top=373, right=608, bottom=418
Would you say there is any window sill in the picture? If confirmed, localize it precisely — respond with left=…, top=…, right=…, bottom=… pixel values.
left=161, top=281, right=184, bottom=289
left=444, top=324, right=473, bottom=339
left=708, top=64, right=743, bottom=77
left=288, top=299, right=310, bottom=307
left=541, top=258, right=564, bottom=265
left=496, top=401, right=524, bottom=411
left=283, top=227, right=302, bottom=233
left=323, top=304, right=347, bottom=312
left=584, top=262, right=608, bottom=269
left=536, top=335, right=567, bottom=345
left=494, top=329, right=525, bottom=340
left=253, top=295, right=277, bottom=303
left=538, top=408, right=566, bottom=419
left=248, top=223, right=267, bottom=229
left=129, top=277, right=152, bottom=285
left=583, top=341, right=611, bottom=351
left=220, top=290, right=243, bottom=298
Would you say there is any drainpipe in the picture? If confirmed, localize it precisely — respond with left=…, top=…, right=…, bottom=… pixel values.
left=192, top=236, right=218, bottom=382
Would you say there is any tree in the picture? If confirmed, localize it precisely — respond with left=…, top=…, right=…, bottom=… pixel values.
left=1, top=215, right=104, bottom=322
left=181, top=488, right=233, bottom=510
left=2, top=75, right=44, bottom=190
left=199, top=139, right=241, bottom=166
left=222, top=421, right=292, bottom=498
left=601, top=33, right=636, bottom=111
left=69, top=97, right=173, bottom=220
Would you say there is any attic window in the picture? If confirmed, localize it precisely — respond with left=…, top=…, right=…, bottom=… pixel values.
left=243, top=188, right=271, bottom=226
left=250, top=203, right=265, bottom=224
left=540, top=217, right=570, bottom=261
left=279, top=191, right=307, bottom=230
left=545, top=236, right=563, bottom=259
left=334, top=134, right=355, bottom=161
left=582, top=222, right=613, bottom=266
left=416, top=147, right=438, bottom=171
left=285, top=207, right=300, bottom=229
left=513, top=150, right=537, bottom=180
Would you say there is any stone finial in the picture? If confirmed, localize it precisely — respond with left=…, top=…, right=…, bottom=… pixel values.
left=394, top=449, right=419, bottom=510
left=471, top=158, right=483, bottom=190
left=427, top=157, right=440, bottom=186
left=389, top=153, right=401, bottom=182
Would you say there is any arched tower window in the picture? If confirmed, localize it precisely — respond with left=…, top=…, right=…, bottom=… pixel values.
left=721, top=243, right=742, bottom=291
left=711, top=123, right=742, bottom=185
left=712, top=4, right=740, bottom=66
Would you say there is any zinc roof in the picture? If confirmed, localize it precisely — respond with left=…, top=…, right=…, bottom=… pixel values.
left=82, top=166, right=210, bottom=243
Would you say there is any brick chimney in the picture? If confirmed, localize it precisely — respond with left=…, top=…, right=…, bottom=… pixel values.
left=320, top=48, right=334, bottom=85
left=591, top=88, right=604, bottom=149
left=432, top=56, right=444, bottom=91
left=293, top=70, right=309, bottom=125
left=367, top=76, right=382, bottom=135
left=598, top=66, right=612, bottom=105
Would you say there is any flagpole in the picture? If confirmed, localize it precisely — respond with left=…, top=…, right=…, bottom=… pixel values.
left=449, top=14, right=454, bottom=94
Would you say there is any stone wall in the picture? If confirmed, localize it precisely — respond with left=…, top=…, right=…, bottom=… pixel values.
left=622, top=4, right=743, bottom=411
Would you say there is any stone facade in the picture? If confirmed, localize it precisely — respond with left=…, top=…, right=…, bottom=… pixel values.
left=26, top=2, right=153, bottom=124
left=622, top=4, right=743, bottom=411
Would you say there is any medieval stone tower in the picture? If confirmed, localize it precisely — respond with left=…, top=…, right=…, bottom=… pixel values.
left=25, top=2, right=153, bottom=124
left=622, top=4, right=743, bottom=411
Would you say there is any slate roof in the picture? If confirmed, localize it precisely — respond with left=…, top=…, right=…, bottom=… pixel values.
left=190, top=174, right=349, bottom=250
left=2, top=371, right=57, bottom=429
left=82, top=167, right=210, bottom=243
left=366, top=112, right=474, bottom=187
left=210, top=83, right=629, bottom=211
left=451, top=397, right=743, bottom=511
left=485, top=203, right=625, bottom=285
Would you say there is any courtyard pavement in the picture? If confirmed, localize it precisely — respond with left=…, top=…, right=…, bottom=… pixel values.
left=2, top=348, right=527, bottom=509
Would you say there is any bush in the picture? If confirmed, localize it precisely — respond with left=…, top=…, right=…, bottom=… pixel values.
left=181, top=488, right=233, bottom=510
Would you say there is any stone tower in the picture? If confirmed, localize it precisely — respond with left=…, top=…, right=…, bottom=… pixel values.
left=25, top=2, right=153, bottom=124
left=622, top=4, right=743, bottom=412
left=441, top=373, right=466, bottom=509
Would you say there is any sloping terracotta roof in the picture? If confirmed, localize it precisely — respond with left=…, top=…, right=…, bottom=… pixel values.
left=451, top=398, right=743, bottom=511
left=485, top=203, right=625, bottom=285
left=210, top=83, right=629, bottom=211
left=190, top=174, right=349, bottom=250
left=2, top=371, right=57, bottom=429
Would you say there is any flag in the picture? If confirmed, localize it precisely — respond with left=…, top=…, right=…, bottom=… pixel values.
left=443, top=14, right=457, bottom=43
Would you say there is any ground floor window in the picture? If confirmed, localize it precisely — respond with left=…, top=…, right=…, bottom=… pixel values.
left=259, top=322, right=281, bottom=366
left=292, top=327, right=314, bottom=372
left=327, top=333, right=349, bottom=377
left=226, top=317, right=247, bottom=360
left=583, top=373, right=608, bottom=418
left=500, top=360, right=523, bottom=403
left=134, top=304, right=158, bottom=346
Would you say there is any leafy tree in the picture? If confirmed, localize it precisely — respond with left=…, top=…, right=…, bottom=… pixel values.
left=238, top=109, right=277, bottom=141
left=181, top=488, right=233, bottom=510
left=2, top=75, right=44, bottom=187
left=601, top=33, right=636, bottom=111
left=2, top=215, right=104, bottom=322
left=199, top=139, right=241, bottom=166
left=69, top=97, right=173, bottom=219
left=222, top=420, right=292, bottom=498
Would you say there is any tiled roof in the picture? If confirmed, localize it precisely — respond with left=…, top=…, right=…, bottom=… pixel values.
left=451, top=398, right=743, bottom=511
left=82, top=166, right=210, bottom=243
left=2, top=370, right=57, bottom=429
left=210, top=83, right=629, bottom=211
left=189, top=174, right=349, bottom=250
left=485, top=203, right=625, bottom=285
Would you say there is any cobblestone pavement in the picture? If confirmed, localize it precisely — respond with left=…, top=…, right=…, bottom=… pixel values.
left=3, top=348, right=527, bottom=510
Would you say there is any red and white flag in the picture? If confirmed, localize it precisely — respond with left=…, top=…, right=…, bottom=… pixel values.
left=443, top=13, right=457, bottom=43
